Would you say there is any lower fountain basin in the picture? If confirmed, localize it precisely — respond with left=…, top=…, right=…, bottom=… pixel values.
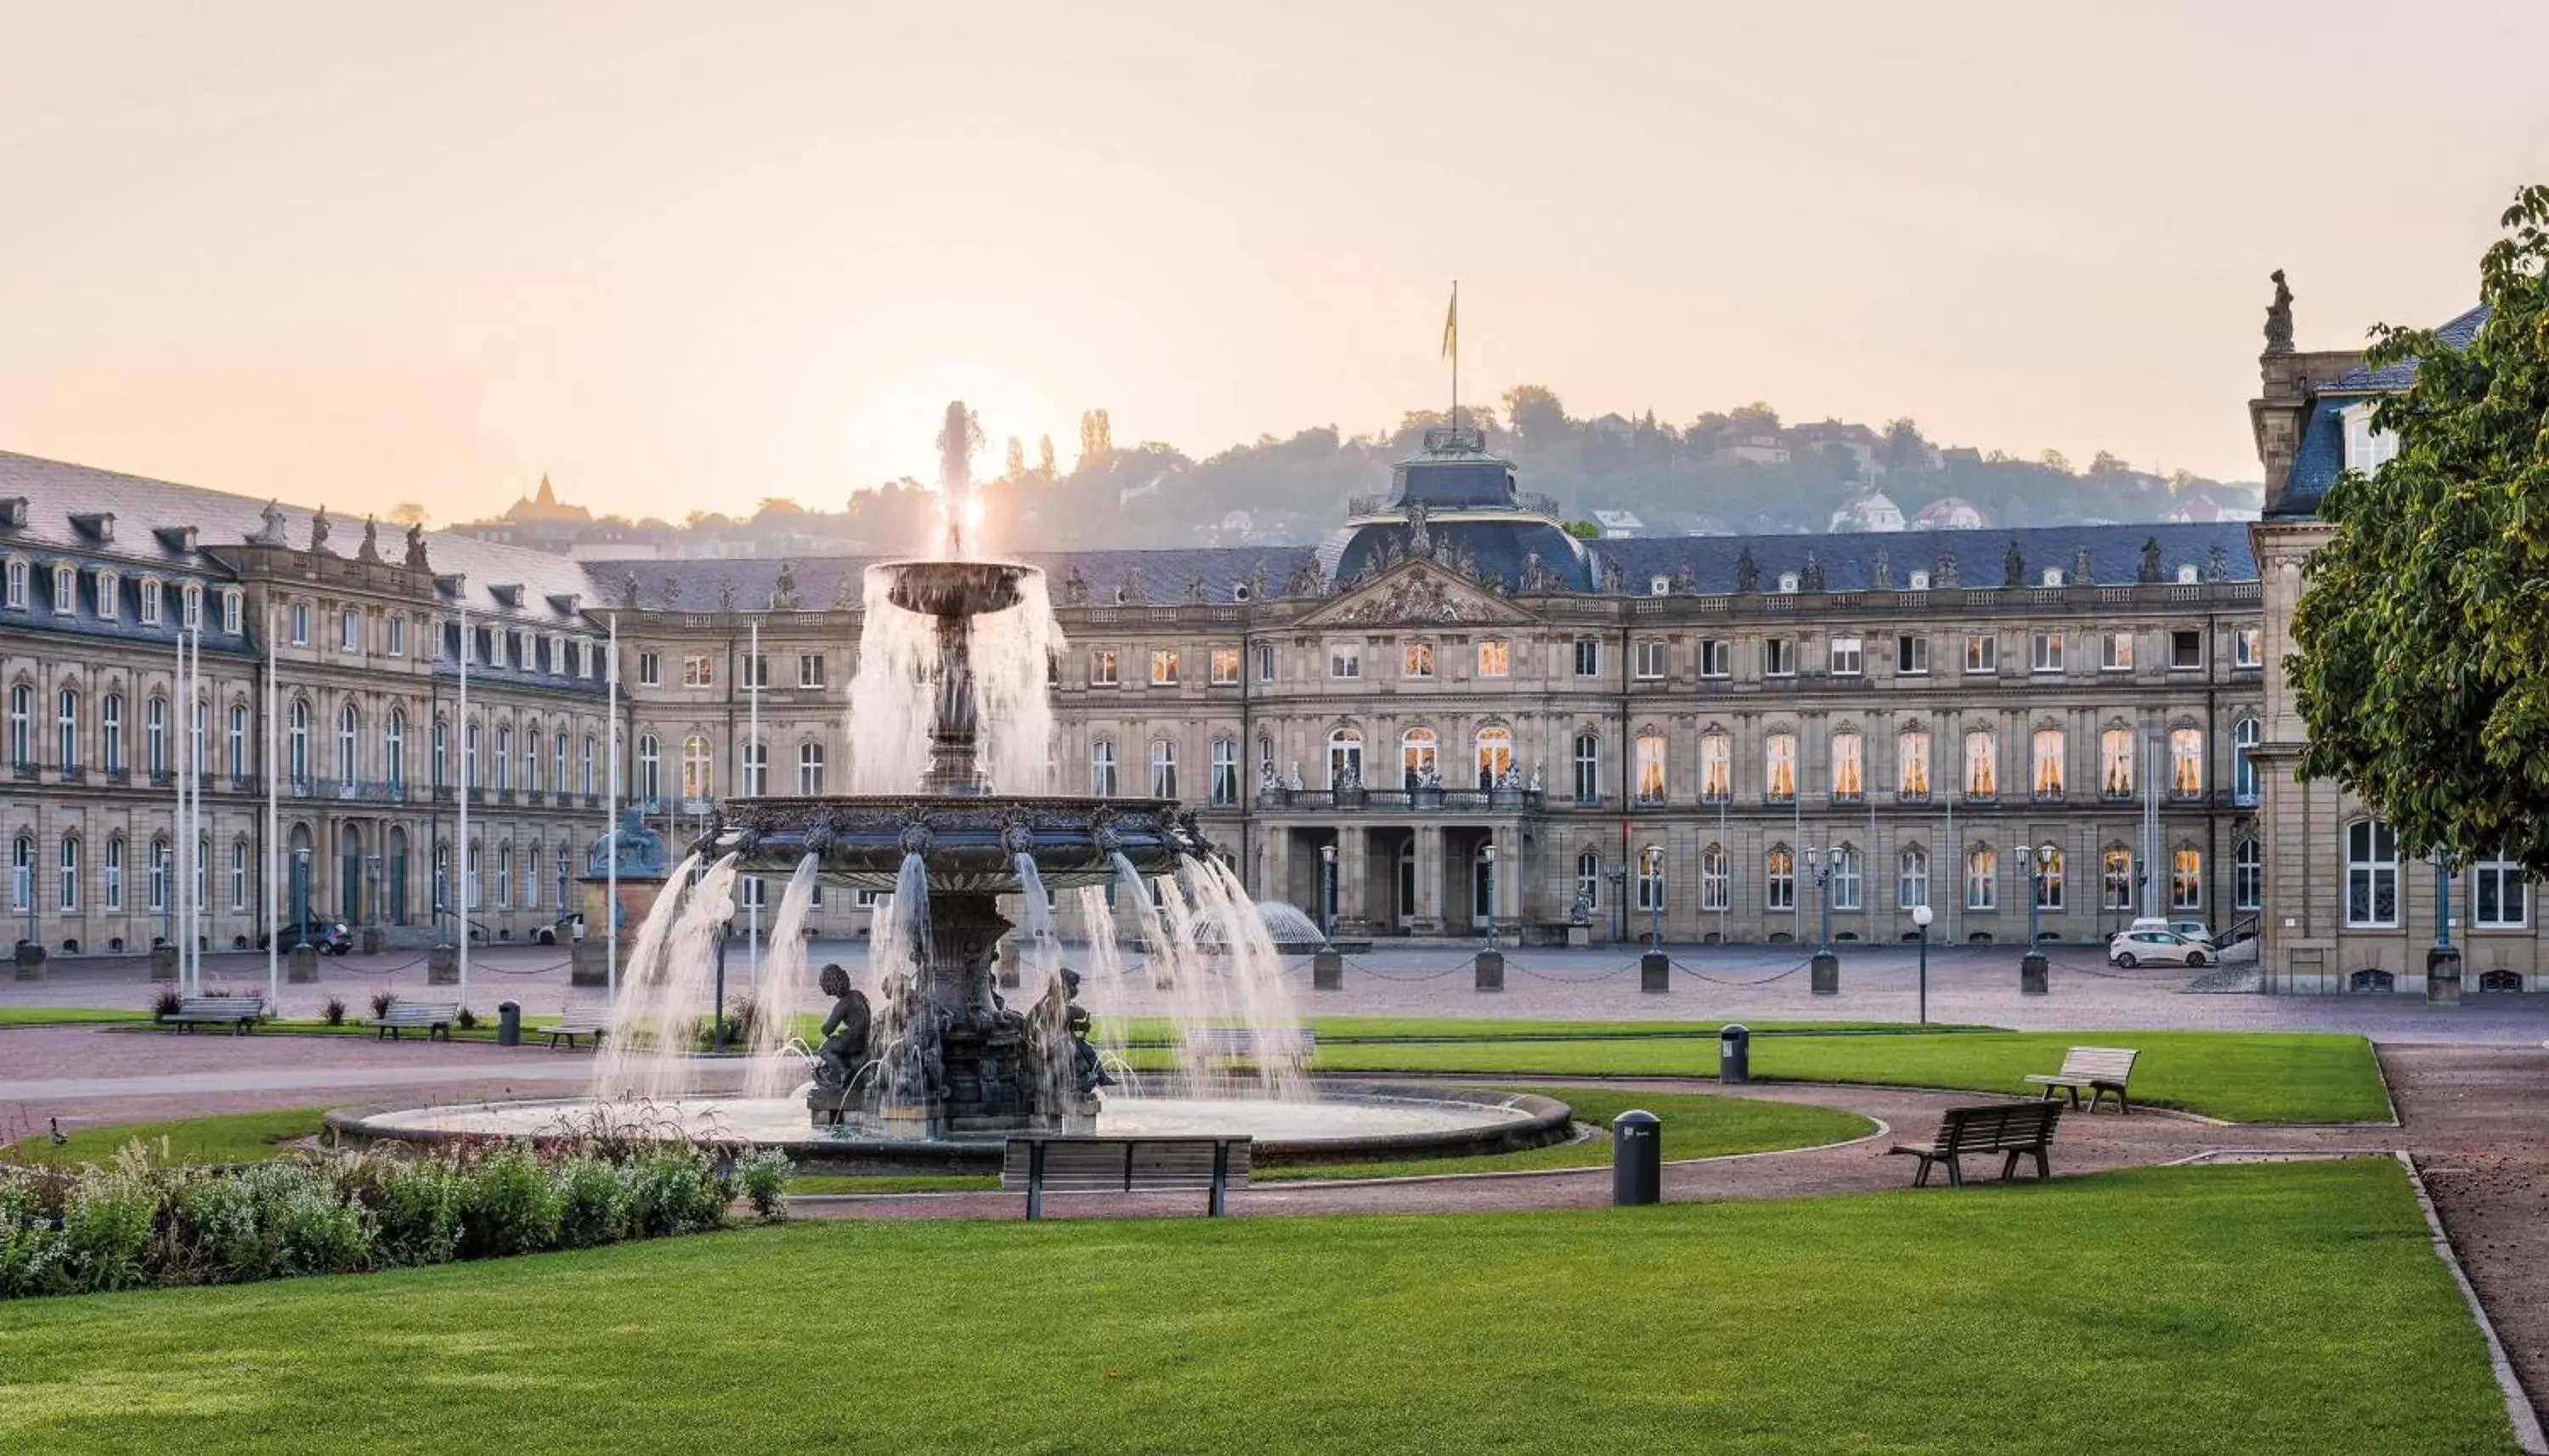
left=325, top=1082, right=1574, bottom=1177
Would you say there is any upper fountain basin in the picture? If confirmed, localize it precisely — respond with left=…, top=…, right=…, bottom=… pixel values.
left=878, top=559, right=1032, bottom=618
left=692, top=795, right=1207, bottom=894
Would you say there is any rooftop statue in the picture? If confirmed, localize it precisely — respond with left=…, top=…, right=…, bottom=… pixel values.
left=356, top=516, right=382, bottom=564
left=308, top=506, right=332, bottom=554
left=1800, top=552, right=1824, bottom=593
left=773, top=560, right=800, bottom=610
left=2004, top=541, right=2025, bottom=588
left=2264, top=268, right=2295, bottom=355
left=404, top=522, right=431, bottom=570
left=621, top=570, right=641, bottom=608
left=251, top=499, right=290, bottom=546
left=2139, top=537, right=2164, bottom=584
left=2072, top=547, right=2094, bottom=586
left=1938, top=550, right=1959, bottom=587
left=1734, top=547, right=1761, bottom=593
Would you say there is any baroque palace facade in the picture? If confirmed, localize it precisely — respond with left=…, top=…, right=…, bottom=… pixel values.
left=3, top=434, right=2275, bottom=964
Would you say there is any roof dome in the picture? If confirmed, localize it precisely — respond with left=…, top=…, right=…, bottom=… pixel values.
left=1333, top=426, right=1595, bottom=592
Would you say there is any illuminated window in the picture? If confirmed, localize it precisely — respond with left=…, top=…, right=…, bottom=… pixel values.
left=1830, top=730, right=1862, bottom=802
left=1210, top=648, right=1240, bottom=686
left=2101, top=728, right=2134, bottom=798
left=1765, top=731, right=1796, bottom=804
left=2172, top=844, right=2203, bottom=911
left=1965, top=844, right=1998, bottom=910
left=1091, top=649, right=1119, bottom=686
left=2170, top=728, right=2204, bottom=799
left=1400, top=727, right=1438, bottom=788
left=1403, top=642, right=1434, bottom=679
left=1474, top=726, right=1514, bottom=788
left=1698, top=731, right=1729, bottom=803
left=2032, top=728, right=2065, bottom=799
left=1766, top=846, right=1795, bottom=911
left=1964, top=730, right=1997, bottom=799
left=1477, top=640, right=1511, bottom=678
left=1635, top=735, right=1666, bottom=805
left=1896, top=727, right=1930, bottom=800
left=1150, top=649, right=1178, bottom=686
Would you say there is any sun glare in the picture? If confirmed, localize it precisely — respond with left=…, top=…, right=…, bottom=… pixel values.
left=844, top=360, right=1070, bottom=492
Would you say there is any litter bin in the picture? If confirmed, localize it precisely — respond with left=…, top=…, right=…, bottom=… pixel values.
left=496, top=1000, right=523, bottom=1047
left=1613, top=1109, right=1662, bottom=1205
left=2020, top=950, right=2049, bottom=996
left=1474, top=950, right=1505, bottom=992
left=1719, top=1024, right=1750, bottom=1085
left=1639, top=951, right=1670, bottom=993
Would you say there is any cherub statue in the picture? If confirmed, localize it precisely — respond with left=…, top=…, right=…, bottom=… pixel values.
left=810, top=963, right=871, bottom=1092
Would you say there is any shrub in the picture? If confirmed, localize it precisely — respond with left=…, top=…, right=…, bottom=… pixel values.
left=370, top=990, right=398, bottom=1021
left=172, top=1169, right=271, bottom=1284
left=628, top=1146, right=726, bottom=1238
left=368, top=1160, right=464, bottom=1268
left=321, top=996, right=348, bottom=1027
left=0, top=1211, right=70, bottom=1299
left=556, top=1156, right=636, bottom=1249
left=456, top=1006, right=479, bottom=1033
left=457, top=1146, right=563, bottom=1259
left=152, top=986, right=184, bottom=1020
left=62, top=1164, right=160, bottom=1294
left=268, top=1182, right=375, bottom=1277
left=735, top=1148, right=792, bottom=1225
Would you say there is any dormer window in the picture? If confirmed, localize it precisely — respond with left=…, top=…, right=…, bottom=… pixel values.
left=94, top=569, right=119, bottom=621
left=1231, top=584, right=1252, bottom=603
left=53, top=562, right=77, bottom=614
left=2342, top=402, right=2399, bottom=473
left=1907, top=569, right=1931, bottom=590
left=1776, top=573, right=1800, bottom=594
left=139, top=578, right=162, bottom=625
left=2175, top=563, right=2199, bottom=584
left=2041, top=567, right=2066, bottom=588
left=222, top=589, right=243, bottom=633
left=1649, top=575, right=1670, bottom=596
left=3, top=558, right=25, bottom=610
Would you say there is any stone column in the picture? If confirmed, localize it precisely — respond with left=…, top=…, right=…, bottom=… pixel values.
left=1412, top=824, right=1444, bottom=934
left=1337, top=826, right=1370, bottom=931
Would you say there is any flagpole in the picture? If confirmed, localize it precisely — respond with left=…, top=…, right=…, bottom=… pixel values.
left=174, top=626, right=189, bottom=994
left=606, top=612, right=619, bottom=1001
left=266, top=603, right=279, bottom=1012
left=747, top=616, right=760, bottom=999
left=1448, top=279, right=1460, bottom=432
left=458, top=601, right=470, bottom=1015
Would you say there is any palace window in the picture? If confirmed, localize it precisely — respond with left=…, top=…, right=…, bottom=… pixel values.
left=8, top=834, right=29, bottom=911
left=1700, top=844, right=1729, bottom=912
left=287, top=699, right=309, bottom=785
left=52, top=562, right=76, bottom=615
left=2, top=559, right=23, bottom=610
left=636, top=735, right=660, bottom=801
left=2036, top=847, right=2065, bottom=911
left=1831, top=845, right=1862, bottom=911
left=95, top=570, right=119, bottom=622
left=1698, top=639, right=1729, bottom=678
left=1766, top=846, right=1795, bottom=912
left=1329, top=643, right=1361, bottom=679
left=738, top=654, right=769, bottom=689
left=738, top=737, right=766, bottom=796
left=2032, top=729, right=2065, bottom=799
left=2030, top=631, right=2063, bottom=674
left=2232, top=718, right=2260, bottom=804
left=1830, top=730, right=1862, bottom=802
left=1635, top=641, right=1666, bottom=680
left=56, top=688, right=79, bottom=770
left=386, top=710, right=405, bottom=787
left=1149, top=740, right=1178, bottom=799
left=1210, top=648, right=1240, bottom=686
left=1763, top=639, right=1794, bottom=677
left=1965, top=844, right=1998, bottom=911
left=1698, top=731, right=1729, bottom=804
left=289, top=602, right=310, bottom=644
left=1828, top=636, right=1862, bottom=677
left=1403, top=642, right=1434, bottom=679
left=1964, top=634, right=1997, bottom=674
left=799, top=652, right=828, bottom=688
left=1896, top=634, right=1927, bottom=674
left=1765, top=731, right=1796, bottom=804
left=1150, top=649, right=1178, bottom=686
left=1090, top=739, right=1118, bottom=798
left=679, top=735, right=712, bottom=801
left=1576, top=850, right=1602, bottom=912
left=1896, top=726, right=1930, bottom=800
left=1256, top=645, right=1275, bottom=682
left=636, top=651, right=661, bottom=686
left=1477, top=640, right=1511, bottom=678
left=1897, top=844, right=1929, bottom=911
left=1635, top=734, right=1666, bottom=805
left=57, top=835, right=77, bottom=911
left=2235, top=627, right=2262, bottom=669
left=140, top=578, right=161, bottom=624
left=2234, top=838, right=2262, bottom=912
left=1963, top=729, right=1996, bottom=799
left=341, top=607, right=360, bottom=652
left=1474, top=726, right=1514, bottom=788
left=1637, top=845, right=1667, bottom=914
left=2100, top=632, right=2133, bottom=671
left=799, top=742, right=826, bottom=795
left=1400, top=726, right=1438, bottom=788
left=339, top=705, right=360, bottom=789
left=2100, top=728, right=2134, bottom=798
left=2169, top=728, right=2204, bottom=799
left=2473, top=853, right=2526, bottom=929
left=1574, top=639, right=1602, bottom=677
left=104, top=837, right=122, bottom=911
left=1089, top=649, right=1119, bottom=686
left=222, top=589, right=243, bottom=634
left=1210, top=739, right=1238, bottom=807
left=2344, top=819, right=2398, bottom=926
left=2170, top=629, right=2203, bottom=669
left=1326, top=728, right=1363, bottom=788
left=681, top=654, right=714, bottom=687
left=101, top=694, right=122, bottom=774
left=2102, top=844, right=2134, bottom=911
left=2171, top=844, right=2202, bottom=910
left=1572, top=732, right=1601, bottom=805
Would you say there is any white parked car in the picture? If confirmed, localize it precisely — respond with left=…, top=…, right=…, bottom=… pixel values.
left=2128, top=917, right=2215, bottom=947
left=2109, top=928, right=2209, bottom=968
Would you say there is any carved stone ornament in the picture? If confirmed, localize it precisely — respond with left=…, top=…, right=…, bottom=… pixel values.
left=356, top=516, right=382, bottom=564
left=1330, top=567, right=1501, bottom=624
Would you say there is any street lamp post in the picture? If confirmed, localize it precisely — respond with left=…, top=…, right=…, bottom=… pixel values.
left=2429, top=850, right=2463, bottom=1004
left=1319, top=843, right=1337, bottom=940
left=1912, top=904, right=1934, bottom=1025
left=712, top=891, right=736, bottom=1051
left=292, top=848, right=313, bottom=950
left=2020, top=841, right=2056, bottom=995
left=1804, top=844, right=1840, bottom=996
left=1481, top=842, right=1496, bottom=949
left=1607, top=867, right=1626, bottom=946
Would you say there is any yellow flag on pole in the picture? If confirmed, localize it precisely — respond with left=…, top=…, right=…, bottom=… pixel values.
left=1441, top=284, right=1458, bottom=359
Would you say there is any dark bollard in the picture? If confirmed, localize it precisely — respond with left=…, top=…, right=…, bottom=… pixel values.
left=2426, top=946, right=2463, bottom=1005
left=1312, top=949, right=1343, bottom=990
left=2020, top=951, right=2049, bottom=996
left=1640, top=951, right=1670, bottom=993
left=496, top=1000, right=522, bottom=1047
left=1810, top=950, right=1840, bottom=996
left=1474, top=950, right=1505, bottom=991
left=1613, top=1110, right=1662, bottom=1205
left=427, top=943, right=459, bottom=985
left=150, top=943, right=178, bottom=982
left=288, top=944, right=321, bottom=984
left=1718, top=1024, right=1750, bottom=1085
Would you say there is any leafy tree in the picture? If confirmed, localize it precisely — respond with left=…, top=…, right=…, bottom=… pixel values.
left=387, top=502, right=429, bottom=528
left=1561, top=519, right=1600, bottom=539
left=1004, top=437, right=1026, bottom=478
left=1037, top=435, right=1057, bottom=476
left=2290, top=184, right=2549, bottom=872
left=1502, top=385, right=1570, bottom=445
left=1077, top=409, right=1113, bottom=467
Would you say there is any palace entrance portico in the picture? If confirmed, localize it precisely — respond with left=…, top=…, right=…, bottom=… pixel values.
left=1250, top=797, right=1542, bottom=940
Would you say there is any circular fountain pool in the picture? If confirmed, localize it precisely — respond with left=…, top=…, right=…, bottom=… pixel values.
left=325, top=1082, right=1574, bottom=1177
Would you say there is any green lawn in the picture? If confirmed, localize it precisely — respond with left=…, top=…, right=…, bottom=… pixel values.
left=1298, top=1030, right=2386, bottom=1124
left=0, top=1160, right=2513, bottom=1455
left=1254, top=1086, right=1872, bottom=1182
left=10, top=1109, right=326, bottom=1166
left=0, top=1007, right=150, bottom=1027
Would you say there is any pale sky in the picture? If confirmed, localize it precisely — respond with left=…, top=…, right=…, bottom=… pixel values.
left=1, top=2, right=2541, bottom=524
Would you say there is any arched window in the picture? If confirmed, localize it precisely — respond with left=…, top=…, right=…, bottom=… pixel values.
left=1698, top=731, right=1729, bottom=803
left=57, top=687, right=80, bottom=770
left=431, top=719, right=449, bottom=788
left=2234, top=838, right=2262, bottom=912
left=9, top=832, right=31, bottom=911
left=556, top=845, right=573, bottom=913
left=1965, top=844, right=1998, bottom=910
left=2032, top=728, right=2065, bottom=799
left=2169, top=727, right=2204, bottom=799
left=149, top=837, right=168, bottom=913
left=2171, top=844, right=2202, bottom=910
left=582, top=734, right=596, bottom=796
left=1209, top=739, right=1237, bottom=807
left=1765, top=731, right=1796, bottom=804
left=465, top=722, right=481, bottom=789
left=1636, top=844, right=1666, bottom=913
left=495, top=725, right=513, bottom=791
left=523, top=841, right=540, bottom=909
left=56, top=834, right=78, bottom=911
left=8, top=684, right=32, bottom=767
left=1474, top=726, right=1514, bottom=789
left=496, top=843, right=514, bottom=908
left=1964, top=729, right=1996, bottom=799
left=680, top=734, right=712, bottom=801
left=226, top=703, right=246, bottom=782
left=2102, top=844, right=2134, bottom=911
left=2100, top=728, right=2134, bottom=798
left=1897, top=843, right=1928, bottom=911
left=287, top=699, right=310, bottom=786
left=799, top=741, right=826, bottom=795
left=101, top=693, right=123, bottom=775
left=1326, top=727, right=1363, bottom=789
left=1090, top=738, right=1118, bottom=798
left=338, top=703, right=359, bottom=789
left=526, top=728, right=544, bottom=793
left=552, top=731, right=568, bottom=793
left=1896, top=726, right=1930, bottom=801
left=229, top=839, right=247, bottom=911
left=1575, top=849, right=1602, bottom=911
left=2036, top=847, right=2065, bottom=911
left=1829, top=730, right=1862, bottom=803
left=1149, top=739, right=1178, bottom=799
left=1636, top=734, right=1667, bottom=805
left=145, top=695, right=167, bottom=777
left=1572, top=732, right=1600, bottom=805
left=104, top=835, right=124, bottom=911
left=1766, top=845, right=1795, bottom=911
left=1700, top=844, right=1730, bottom=911
left=466, top=842, right=482, bottom=911
left=2232, top=717, right=2261, bottom=804
left=386, top=709, right=406, bottom=787
left=1401, top=727, right=1438, bottom=789
left=1831, top=844, right=1862, bottom=911
left=637, top=734, right=661, bottom=802
left=737, top=736, right=765, bottom=796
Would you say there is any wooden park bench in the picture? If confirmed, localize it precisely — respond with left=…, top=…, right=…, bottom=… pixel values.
left=1185, top=1026, right=1318, bottom=1062
left=540, top=1013, right=609, bottom=1050
left=164, top=994, right=266, bottom=1034
left=1887, top=1103, right=2061, bottom=1187
left=374, top=1002, right=460, bottom=1041
left=2022, top=1046, right=2140, bottom=1115
left=1000, top=1136, right=1252, bottom=1221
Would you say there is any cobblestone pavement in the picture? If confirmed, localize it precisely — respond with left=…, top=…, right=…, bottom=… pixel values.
left=14, top=939, right=2549, bottom=1044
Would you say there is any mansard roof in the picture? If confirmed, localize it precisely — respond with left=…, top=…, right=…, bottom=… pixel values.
left=2268, top=303, right=2487, bottom=520
left=1595, top=522, right=2255, bottom=593
left=0, top=450, right=602, bottom=628
left=584, top=545, right=1320, bottom=612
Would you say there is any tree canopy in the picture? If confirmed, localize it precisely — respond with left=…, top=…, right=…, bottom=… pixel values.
left=2290, top=184, right=2549, bottom=873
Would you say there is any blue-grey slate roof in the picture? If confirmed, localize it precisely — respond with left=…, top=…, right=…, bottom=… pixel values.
left=1595, top=522, right=2255, bottom=595
left=2325, top=303, right=2490, bottom=391
left=2269, top=303, right=2486, bottom=520
left=586, top=546, right=1320, bottom=612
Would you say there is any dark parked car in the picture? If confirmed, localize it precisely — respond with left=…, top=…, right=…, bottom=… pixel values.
left=257, top=919, right=353, bottom=955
